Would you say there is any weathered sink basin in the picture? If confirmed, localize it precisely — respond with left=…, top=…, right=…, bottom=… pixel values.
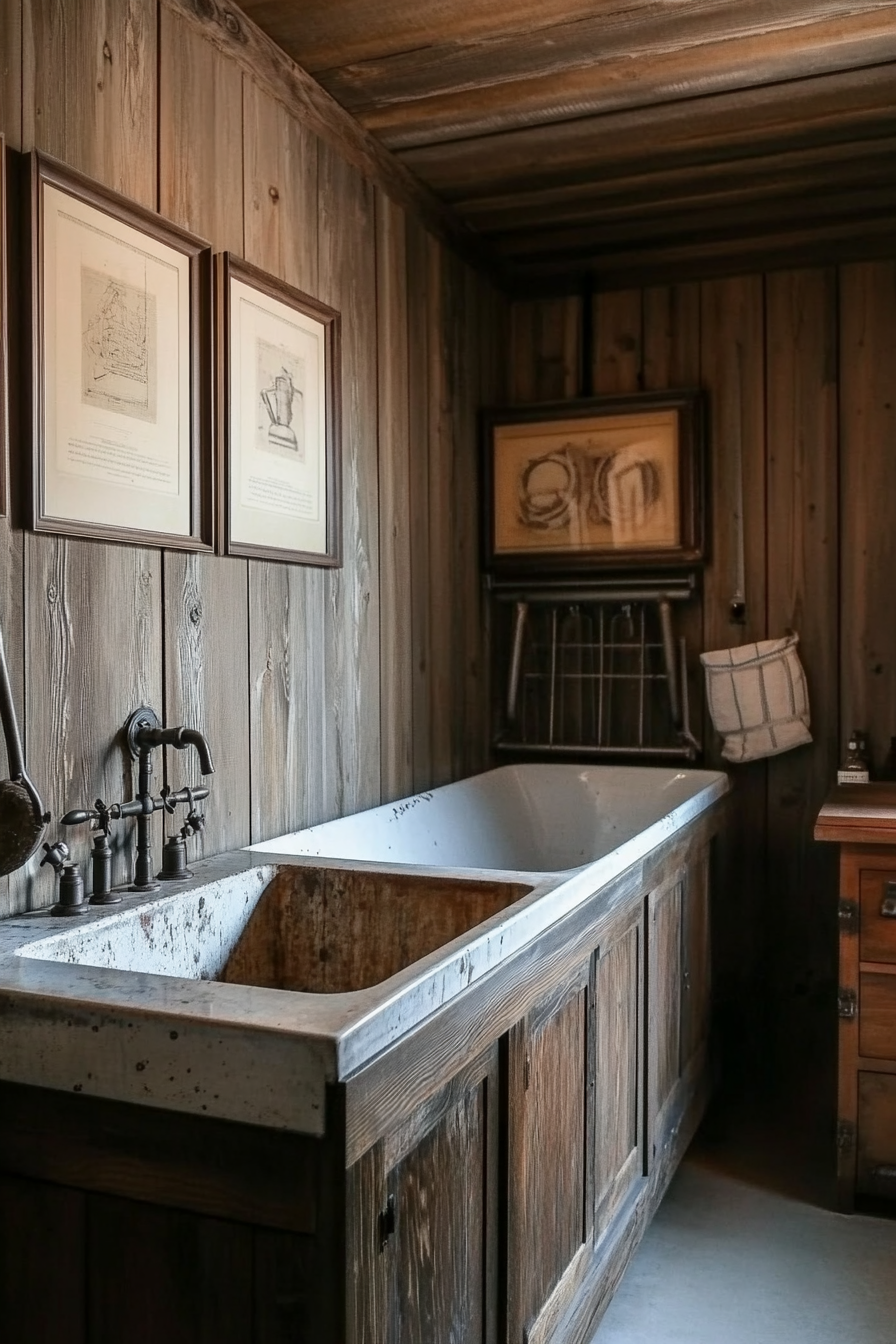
left=13, top=863, right=532, bottom=996
left=222, top=867, right=532, bottom=994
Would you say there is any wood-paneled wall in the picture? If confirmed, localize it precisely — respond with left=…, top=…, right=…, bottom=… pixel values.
left=0, top=0, right=504, bottom=916
left=510, top=268, right=896, bottom=1100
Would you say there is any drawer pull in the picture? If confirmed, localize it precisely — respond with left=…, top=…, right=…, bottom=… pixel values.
left=881, top=895, right=896, bottom=919
left=871, top=1165, right=896, bottom=1182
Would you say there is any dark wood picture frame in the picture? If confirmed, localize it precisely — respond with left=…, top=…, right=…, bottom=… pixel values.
left=215, top=253, right=342, bottom=567
left=0, top=133, right=8, bottom=518
left=28, top=151, right=214, bottom=550
left=482, top=390, right=706, bottom=575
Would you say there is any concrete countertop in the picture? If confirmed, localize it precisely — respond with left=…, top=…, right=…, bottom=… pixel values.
left=0, top=775, right=726, bottom=1137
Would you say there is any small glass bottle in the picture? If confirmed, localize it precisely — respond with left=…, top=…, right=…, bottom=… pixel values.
left=838, top=729, right=870, bottom=785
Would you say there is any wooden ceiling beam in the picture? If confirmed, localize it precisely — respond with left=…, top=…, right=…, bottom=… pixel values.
left=493, top=184, right=896, bottom=260
left=462, top=136, right=896, bottom=234
left=159, top=0, right=493, bottom=270
left=354, top=7, right=896, bottom=148
left=400, top=62, right=896, bottom=199
left=504, top=210, right=896, bottom=291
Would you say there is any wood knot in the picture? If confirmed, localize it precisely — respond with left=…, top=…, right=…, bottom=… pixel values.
left=189, top=603, right=203, bottom=626
left=221, top=8, right=245, bottom=41
left=268, top=185, right=280, bottom=204
left=102, top=40, right=112, bottom=62
left=47, top=583, right=58, bottom=605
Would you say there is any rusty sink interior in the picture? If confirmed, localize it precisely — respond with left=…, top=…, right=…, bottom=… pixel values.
left=221, top=867, right=533, bottom=994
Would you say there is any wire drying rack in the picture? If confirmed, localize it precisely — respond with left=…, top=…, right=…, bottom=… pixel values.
left=491, top=575, right=701, bottom=761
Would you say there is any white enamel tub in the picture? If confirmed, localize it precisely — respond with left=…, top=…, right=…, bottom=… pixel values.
left=248, top=763, right=728, bottom=877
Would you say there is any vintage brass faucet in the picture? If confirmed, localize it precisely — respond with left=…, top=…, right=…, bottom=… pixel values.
left=60, top=706, right=215, bottom=900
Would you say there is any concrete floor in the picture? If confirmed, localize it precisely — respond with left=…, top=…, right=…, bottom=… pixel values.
left=594, top=1114, right=896, bottom=1344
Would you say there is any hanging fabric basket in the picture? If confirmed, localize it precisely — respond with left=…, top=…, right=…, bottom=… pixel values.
left=699, top=633, right=812, bottom=763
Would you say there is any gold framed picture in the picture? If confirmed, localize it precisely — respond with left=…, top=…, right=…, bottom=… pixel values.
left=482, top=391, right=705, bottom=573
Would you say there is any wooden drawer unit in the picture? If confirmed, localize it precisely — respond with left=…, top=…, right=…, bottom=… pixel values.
left=815, top=787, right=896, bottom=1210
left=860, top=870, right=896, bottom=963
left=857, top=1072, right=896, bottom=1199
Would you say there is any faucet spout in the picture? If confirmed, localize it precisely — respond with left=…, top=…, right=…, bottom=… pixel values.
left=133, top=723, right=215, bottom=776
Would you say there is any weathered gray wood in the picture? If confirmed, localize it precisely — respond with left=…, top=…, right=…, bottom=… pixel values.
left=23, top=0, right=157, bottom=207
left=647, top=873, right=683, bottom=1166
left=400, top=58, right=896, bottom=191
left=310, top=2, right=896, bottom=147
left=158, top=12, right=250, bottom=860
left=0, top=0, right=22, bottom=149
left=406, top=214, right=434, bottom=792
left=159, top=4, right=244, bottom=252
left=242, top=76, right=327, bottom=842
left=159, top=0, right=490, bottom=270
left=163, top=554, right=251, bottom=857
left=375, top=190, right=414, bottom=803
left=21, top=0, right=162, bottom=909
left=594, top=913, right=642, bottom=1239
left=317, top=141, right=381, bottom=819
left=507, top=975, right=588, bottom=1340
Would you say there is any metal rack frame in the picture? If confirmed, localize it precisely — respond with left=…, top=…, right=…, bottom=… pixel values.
left=490, top=574, right=701, bottom=761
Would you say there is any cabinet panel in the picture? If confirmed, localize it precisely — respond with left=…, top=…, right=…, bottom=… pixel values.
left=860, top=868, right=896, bottom=964
left=857, top=1071, right=896, bottom=1199
left=648, top=874, right=683, bottom=1165
left=859, top=973, right=896, bottom=1059
left=507, top=964, right=589, bottom=1343
left=594, top=913, right=643, bottom=1240
left=681, top=847, right=711, bottom=1068
left=0, top=1174, right=86, bottom=1343
left=388, top=1083, right=487, bottom=1344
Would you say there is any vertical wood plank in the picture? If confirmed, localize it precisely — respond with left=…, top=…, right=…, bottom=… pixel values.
left=430, top=241, right=459, bottom=786
left=407, top=214, right=433, bottom=792
left=700, top=274, right=768, bottom=1061
left=0, top=0, right=22, bottom=148
left=840, top=260, right=896, bottom=772
left=593, top=289, right=643, bottom=395
left=594, top=916, right=642, bottom=1239
left=253, top=1229, right=323, bottom=1344
left=158, top=4, right=243, bottom=252
left=21, top=0, right=161, bottom=910
left=163, top=554, right=250, bottom=855
left=510, top=297, right=581, bottom=403
left=648, top=876, right=683, bottom=1167
left=88, top=1195, right=253, bottom=1344
left=0, top=1174, right=86, bottom=1342
left=765, top=268, right=840, bottom=1093
left=243, top=79, right=327, bottom=840
left=317, top=140, right=380, bottom=818
left=376, top=190, right=413, bottom=802
left=641, top=283, right=704, bottom=747
left=159, top=14, right=250, bottom=856
left=24, top=0, right=157, bottom=208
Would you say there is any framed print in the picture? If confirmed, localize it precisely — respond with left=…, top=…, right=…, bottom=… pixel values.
left=482, top=391, right=705, bottom=574
left=216, top=253, right=341, bottom=566
left=29, top=152, right=213, bottom=549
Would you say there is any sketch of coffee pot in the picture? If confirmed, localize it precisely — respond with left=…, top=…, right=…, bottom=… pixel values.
left=261, top=368, right=299, bottom=452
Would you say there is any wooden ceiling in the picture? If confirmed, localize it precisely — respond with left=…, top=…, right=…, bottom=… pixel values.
left=238, top=1, right=896, bottom=289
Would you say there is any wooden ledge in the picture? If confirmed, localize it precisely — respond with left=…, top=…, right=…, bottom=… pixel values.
left=815, top=783, right=896, bottom=845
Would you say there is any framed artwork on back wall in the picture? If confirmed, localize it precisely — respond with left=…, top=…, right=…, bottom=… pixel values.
left=482, top=390, right=706, bottom=575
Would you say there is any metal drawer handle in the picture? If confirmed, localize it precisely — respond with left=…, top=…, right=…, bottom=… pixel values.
left=881, top=894, right=896, bottom=919
left=871, top=1165, right=896, bottom=1182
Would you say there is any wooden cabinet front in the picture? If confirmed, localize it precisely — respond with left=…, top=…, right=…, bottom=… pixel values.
left=348, top=1047, right=499, bottom=1344
left=506, top=962, right=590, bottom=1344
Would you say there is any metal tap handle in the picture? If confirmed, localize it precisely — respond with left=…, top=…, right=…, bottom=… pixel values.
left=40, top=840, right=70, bottom=874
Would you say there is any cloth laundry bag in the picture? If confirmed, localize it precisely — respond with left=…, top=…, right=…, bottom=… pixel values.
left=699, top=633, right=812, bottom=763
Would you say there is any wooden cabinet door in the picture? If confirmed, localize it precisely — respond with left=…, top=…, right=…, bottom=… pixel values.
left=348, top=1047, right=499, bottom=1344
left=506, top=960, right=590, bottom=1344
left=680, top=846, right=711, bottom=1075
left=647, top=870, right=684, bottom=1168
left=593, top=907, right=644, bottom=1242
